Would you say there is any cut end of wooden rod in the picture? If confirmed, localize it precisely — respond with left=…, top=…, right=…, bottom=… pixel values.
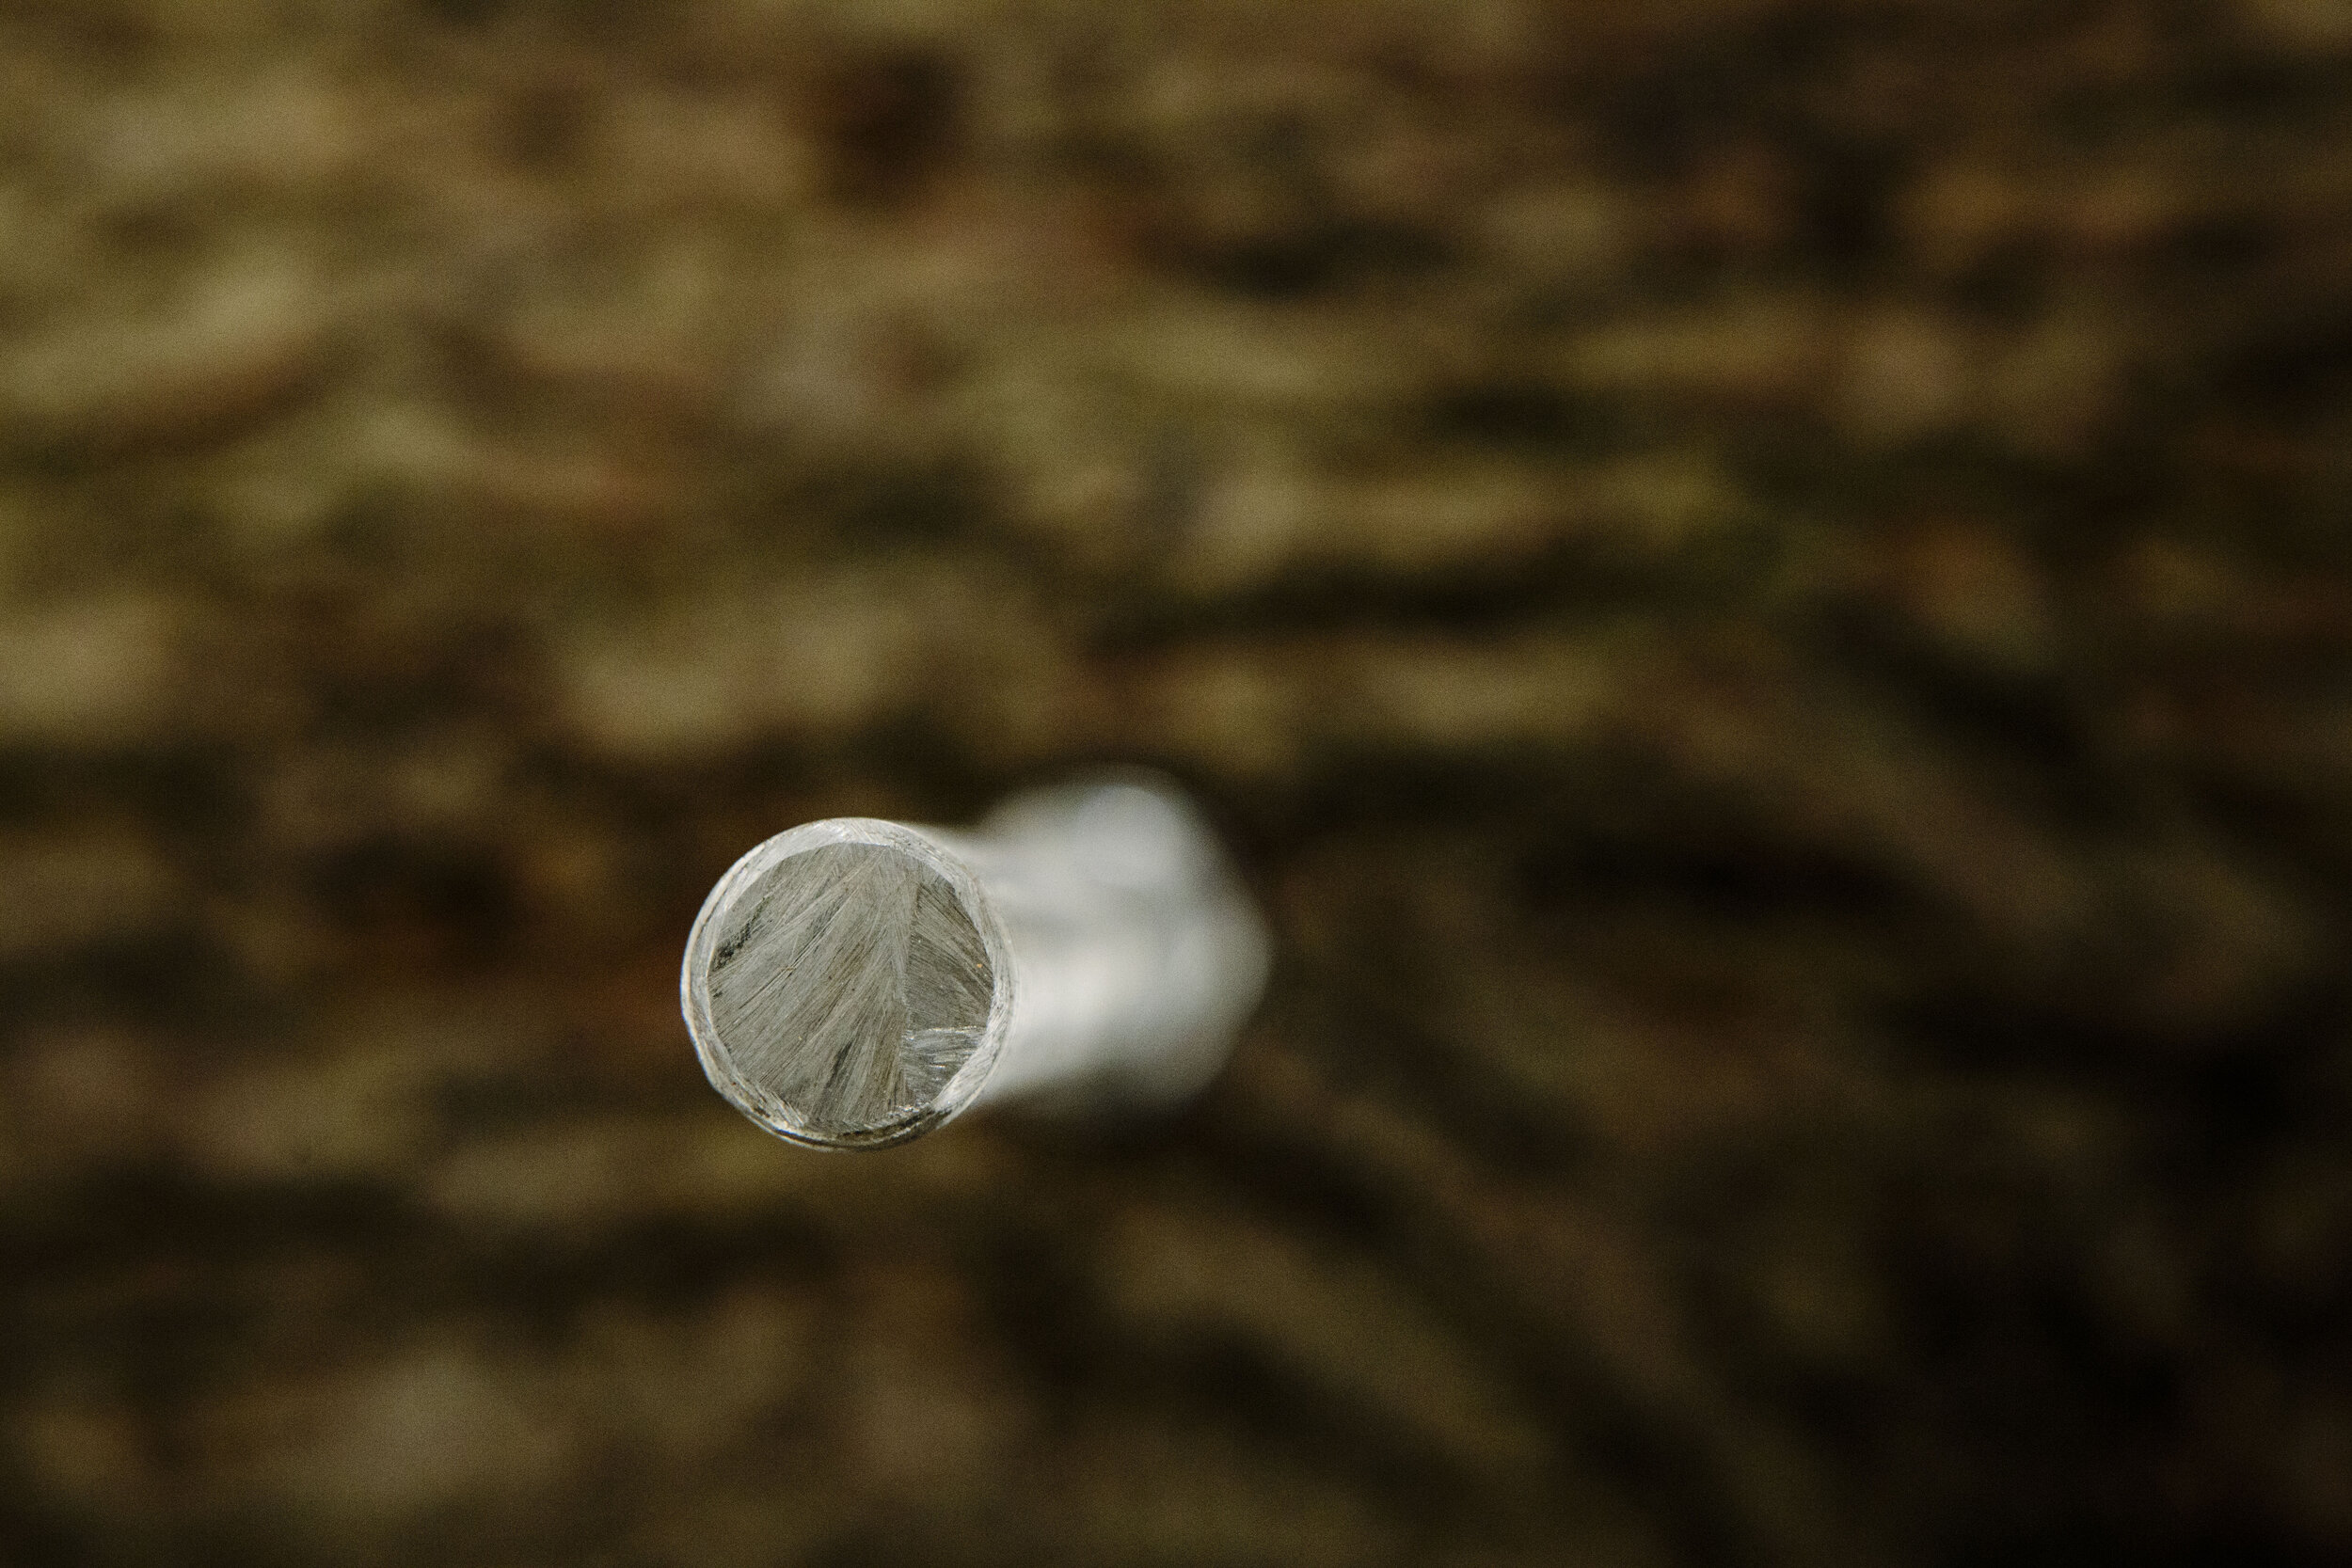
left=681, top=778, right=1267, bottom=1151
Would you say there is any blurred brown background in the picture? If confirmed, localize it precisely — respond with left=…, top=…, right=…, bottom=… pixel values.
left=4, top=1, right=2350, bottom=1564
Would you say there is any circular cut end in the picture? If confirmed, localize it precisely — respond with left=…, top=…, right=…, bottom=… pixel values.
left=681, top=819, right=1008, bottom=1149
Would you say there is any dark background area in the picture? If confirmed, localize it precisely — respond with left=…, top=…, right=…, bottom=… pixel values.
left=3, top=1, right=2350, bottom=1564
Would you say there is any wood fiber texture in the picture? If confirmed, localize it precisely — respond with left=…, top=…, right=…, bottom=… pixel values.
left=702, top=839, right=993, bottom=1140
left=2, top=3, right=2349, bottom=1566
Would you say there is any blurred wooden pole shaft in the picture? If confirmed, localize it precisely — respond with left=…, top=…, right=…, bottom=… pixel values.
left=681, top=777, right=1269, bottom=1150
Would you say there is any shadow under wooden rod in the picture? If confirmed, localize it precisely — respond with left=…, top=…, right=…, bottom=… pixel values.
left=681, top=775, right=1270, bottom=1150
